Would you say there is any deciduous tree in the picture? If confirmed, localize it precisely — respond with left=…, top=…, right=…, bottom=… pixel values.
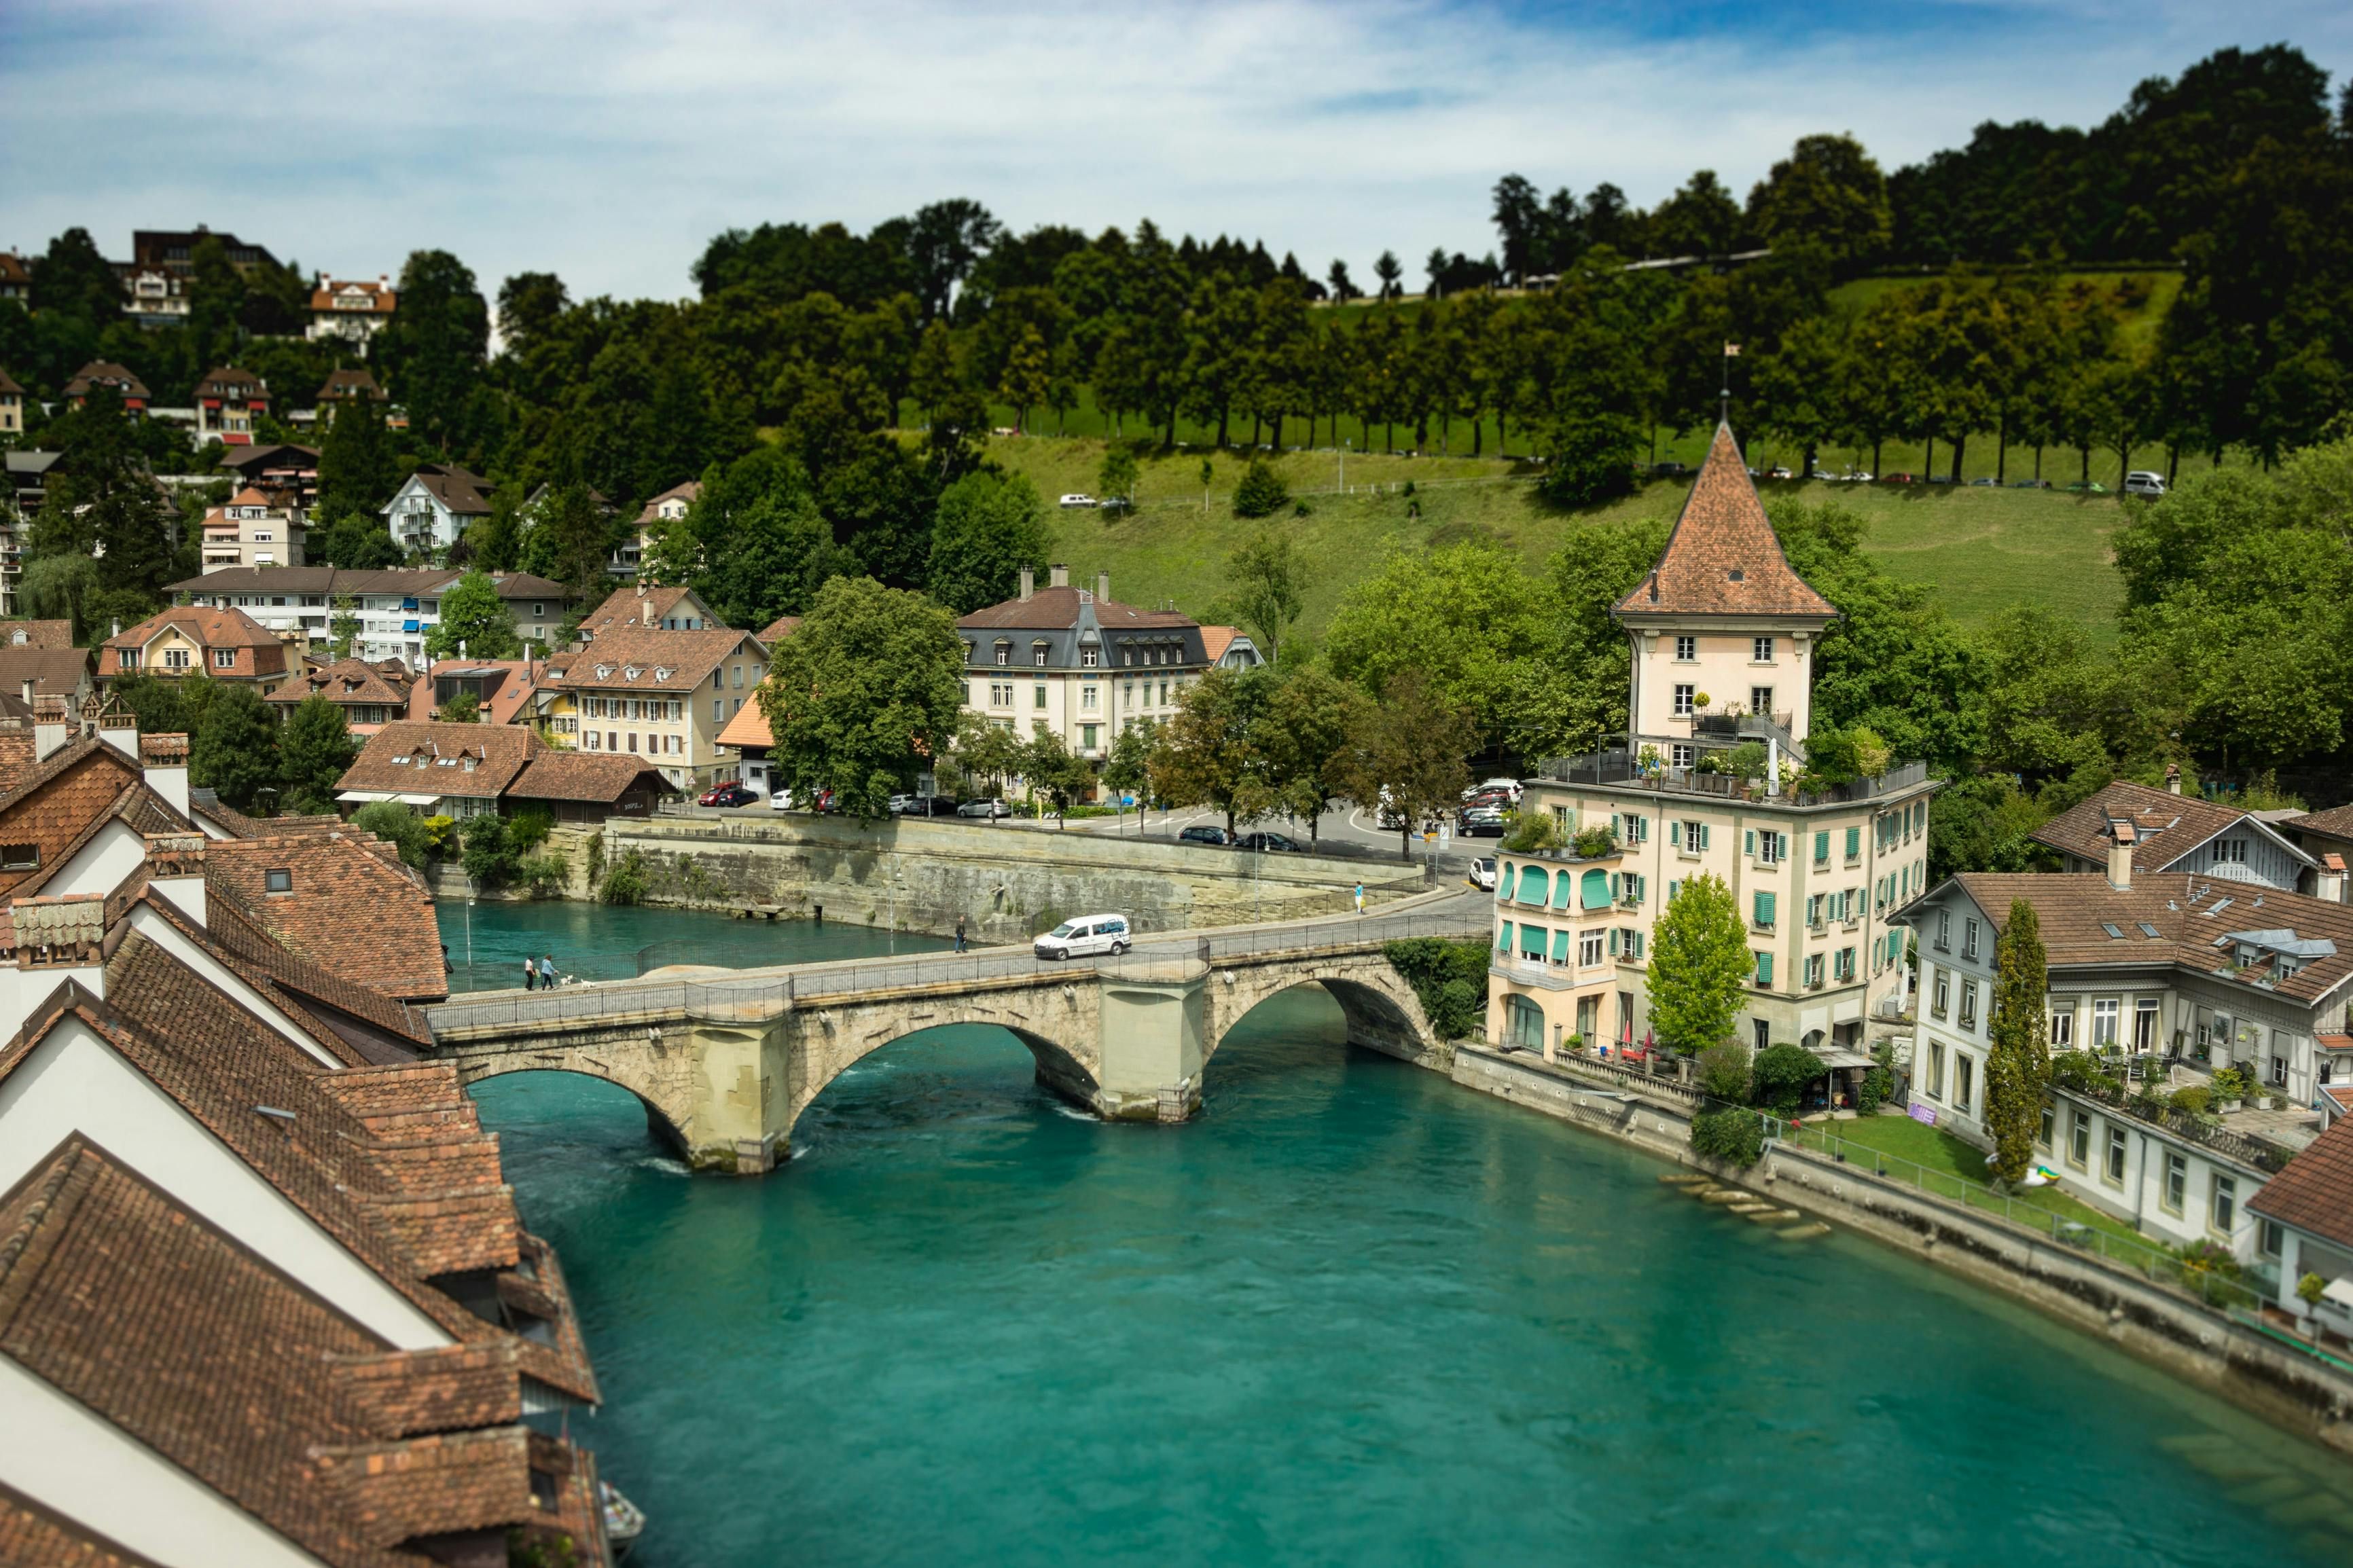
left=277, top=695, right=358, bottom=814
left=425, top=570, right=521, bottom=659
left=1644, top=873, right=1750, bottom=1057
left=1337, top=668, right=1473, bottom=860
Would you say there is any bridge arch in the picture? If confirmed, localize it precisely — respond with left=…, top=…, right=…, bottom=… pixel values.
left=779, top=989, right=1104, bottom=1144
left=1204, top=953, right=1441, bottom=1068
left=457, top=1055, right=696, bottom=1155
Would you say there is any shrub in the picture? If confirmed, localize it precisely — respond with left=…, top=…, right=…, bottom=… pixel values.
left=1696, top=1041, right=1753, bottom=1101
left=1382, top=936, right=1490, bottom=1040
left=420, top=815, right=458, bottom=860
left=518, top=851, right=571, bottom=897
left=2210, top=1065, right=2254, bottom=1102
left=599, top=849, right=649, bottom=907
left=1750, top=1042, right=1827, bottom=1114
left=1723, top=742, right=1768, bottom=781
left=459, top=814, right=514, bottom=888
left=2168, top=1084, right=2212, bottom=1116
left=2178, top=1239, right=2242, bottom=1281
left=2299, top=1273, right=2329, bottom=1309
left=1570, top=825, right=1617, bottom=858
left=351, top=802, right=430, bottom=868
left=1232, top=458, right=1291, bottom=519
left=1690, top=1107, right=1765, bottom=1167
left=1500, top=812, right=1561, bottom=853
left=2051, top=1050, right=2113, bottom=1093
left=1857, top=1065, right=1893, bottom=1114
left=507, top=807, right=554, bottom=854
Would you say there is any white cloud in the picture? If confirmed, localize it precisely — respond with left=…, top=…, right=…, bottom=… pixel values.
left=1, top=0, right=2346, bottom=299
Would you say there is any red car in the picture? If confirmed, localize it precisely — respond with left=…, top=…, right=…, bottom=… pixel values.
left=1882, top=472, right=1917, bottom=484
left=700, top=782, right=758, bottom=808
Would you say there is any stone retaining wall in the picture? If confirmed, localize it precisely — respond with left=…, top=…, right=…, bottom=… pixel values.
left=583, top=816, right=1427, bottom=941
left=1447, top=1042, right=2353, bottom=1454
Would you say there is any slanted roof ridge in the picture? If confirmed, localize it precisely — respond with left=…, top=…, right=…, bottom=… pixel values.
left=1613, top=422, right=1836, bottom=622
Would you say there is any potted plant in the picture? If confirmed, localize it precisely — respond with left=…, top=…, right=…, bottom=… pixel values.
left=2211, top=1065, right=2248, bottom=1113
left=2299, top=1271, right=2328, bottom=1327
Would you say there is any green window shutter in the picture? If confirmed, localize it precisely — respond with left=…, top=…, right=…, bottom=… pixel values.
left=1667, top=879, right=1680, bottom=902
left=1700, top=824, right=1712, bottom=850
left=1522, top=924, right=1546, bottom=959
left=1636, top=874, right=1648, bottom=903
left=1755, top=891, right=1776, bottom=926
left=1814, top=831, right=1829, bottom=861
left=1497, top=920, right=1512, bottom=953
left=1580, top=869, right=1612, bottom=911
left=1498, top=864, right=1515, bottom=901
left=1669, top=820, right=1681, bottom=848
left=1551, top=928, right=1570, bottom=963
left=1611, top=814, right=1621, bottom=838
left=1755, top=951, right=1774, bottom=985
left=1609, top=928, right=1621, bottom=958
left=1609, top=873, right=1621, bottom=900
left=1745, top=829, right=1755, bottom=855
left=1519, top=866, right=1549, bottom=906
left=1551, top=873, right=1573, bottom=911
left=1846, top=826, right=1860, bottom=858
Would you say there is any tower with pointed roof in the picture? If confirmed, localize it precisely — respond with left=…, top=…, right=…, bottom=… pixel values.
left=1616, top=423, right=1836, bottom=767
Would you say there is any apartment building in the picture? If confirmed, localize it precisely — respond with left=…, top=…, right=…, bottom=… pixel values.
left=955, top=564, right=1259, bottom=766
left=541, top=625, right=770, bottom=792
left=1490, top=423, right=1936, bottom=1085
left=170, top=566, right=573, bottom=666
left=266, top=655, right=416, bottom=733
left=382, top=462, right=493, bottom=553
left=192, top=363, right=270, bottom=443
left=198, top=484, right=304, bottom=570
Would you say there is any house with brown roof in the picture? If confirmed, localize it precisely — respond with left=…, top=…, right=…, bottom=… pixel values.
left=1894, top=866, right=2353, bottom=1261
left=60, top=361, right=149, bottom=414
left=192, top=363, right=268, bottom=443
left=0, top=641, right=93, bottom=716
left=309, top=274, right=398, bottom=344
left=541, top=625, right=768, bottom=792
left=99, top=604, right=292, bottom=689
left=206, top=831, right=448, bottom=1003
left=1496, top=421, right=1937, bottom=1074
left=0, top=249, right=28, bottom=306
left=408, top=657, right=545, bottom=727
left=617, top=479, right=700, bottom=576
left=337, top=721, right=539, bottom=819
left=957, top=564, right=1254, bottom=768
left=268, top=655, right=415, bottom=733
left=2249, top=1114, right=2353, bottom=1333
left=0, top=365, right=22, bottom=437
left=579, top=581, right=723, bottom=640
left=1, top=619, right=77, bottom=651
left=199, top=484, right=305, bottom=571
left=217, top=438, right=321, bottom=510
left=507, top=751, right=677, bottom=823
left=317, top=365, right=387, bottom=405
left=2280, top=803, right=2353, bottom=905
left=383, top=462, right=493, bottom=555
left=2034, top=778, right=2319, bottom=898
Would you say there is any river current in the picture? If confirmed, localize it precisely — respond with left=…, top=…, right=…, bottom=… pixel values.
left=443, top=904, right=2353, bottom=1566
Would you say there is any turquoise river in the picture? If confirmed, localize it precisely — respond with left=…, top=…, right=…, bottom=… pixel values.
left=441, top=902, right=2353, bottom=1566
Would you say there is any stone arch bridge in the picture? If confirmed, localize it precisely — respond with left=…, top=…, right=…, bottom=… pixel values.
left=422, top=896, right=1487, bottom=1173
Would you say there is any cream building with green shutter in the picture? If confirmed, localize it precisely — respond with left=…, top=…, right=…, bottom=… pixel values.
left=1487, top=424, right=1937, bottom=1096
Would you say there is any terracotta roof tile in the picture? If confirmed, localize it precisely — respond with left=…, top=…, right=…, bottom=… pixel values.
left=716, top=698, right=773, bottom=750
left=339, top=722, right=540, bottom=804
left=2251, top=1116, right=2353, bottom=1250
left=2030, top=780, right=2286, bottom=873
left=757, top=613, right=802, bottom=643
left=62, top=362, right=149, bottom=401
left=1613, top=423, right=1837, bottom=621
left=546, top=625, right=757, bottom=693
left=0, top=740, right=151, bottom=900
left=270, top=657, right=415, bottom=708
left=2289, top=803, right=2353, bottom=842
left=0, top=621, right=75, bottom=651
left=509, top=752, right=677, bottom=805
left=205, top=833, right=446, bottom=1004
left=0, top=1482, right=168, bottom=1567
left=957, top=586, right=1192, bottom=632
left=632, top=480, right=700, bottom=524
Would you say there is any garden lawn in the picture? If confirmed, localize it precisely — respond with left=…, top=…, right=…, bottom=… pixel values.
left=1792, top=1112, right=2148, bottom=1248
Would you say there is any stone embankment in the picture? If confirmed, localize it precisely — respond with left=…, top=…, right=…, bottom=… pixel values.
left=1445, top=1041, right=2353, bottom=1455
left=497, top=815, right=1427, bottom=942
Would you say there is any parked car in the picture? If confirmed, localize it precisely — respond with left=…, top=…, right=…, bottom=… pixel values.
left=700, top=782, right=758, bottom=808
left=2065, top=479, right=2108, bottom=494
left=1649, top=461, right=1689, bottom=477
left=1469, top=856, right=1498, bottom=892
left=1058, top=493, right=1099, bottom=509
left=1969, top=477, right=1998, bottom=487
left=769, top=787, right=795, bottom=812
left=1767, top=464, right=1793, bottom=480
left=1235, top=831, right=1302, bottom=853
left=1464, top=777, right=1521, bottom=802
left=1883, top=472, right=1916, bottom=485
left=957, top=798, right=1011, bottom=818
left=1458, top=816, right=1507, bottom=840
left=1179, top=824, right=1233, bottom=846
left=2011, top=477, right=2050, bottom=488
left=1845, top=470, right=1873, bottom=483
left=2123, top=471, right=2168, bottom=498
left=887, top=793, right=920, bottom=814
left=1034, top=913, right=1132, bottom=960
left=914, top=795, right=960, bottom=816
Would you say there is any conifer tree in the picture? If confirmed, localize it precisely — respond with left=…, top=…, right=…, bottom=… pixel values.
left=1985, top=898, right=2052, bottom=1184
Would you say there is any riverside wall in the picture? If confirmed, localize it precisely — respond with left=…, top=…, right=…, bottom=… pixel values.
left=1444, top=1042, right=2353, bottom=1455
left=537, top=816, right=1426, bottom=942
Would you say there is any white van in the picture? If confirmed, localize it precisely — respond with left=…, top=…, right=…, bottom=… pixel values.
left=1034, top=913, right=1132, bottom=960
left=2123, top=471, right=2168, bottom=498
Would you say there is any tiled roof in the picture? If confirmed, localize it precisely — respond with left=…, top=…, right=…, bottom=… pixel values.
left=270, top=657, right=414, bottom=708
left=62, top=362, right=149, bottom=401
left=582, top=583, right=696, bottom=633
left=339, top=722, right=540, bottom=803
left=716, top=697, right=773, bottom=750
left=312, top=278, right=397, bottom=314
left=402, top=466, right=492, bottom=516
left=319, top=367, right=387, bottom=401
left=169, top=566, right=457, bottom=597
left=958, top=586, right=1193, bottom=632
left=1937, top=873, right=2353, bottom=1006
left=405, top=659, right=545, bottom=727
left=509, top=752, right=678, bottom=805
left=757, top=613, right=802, bottom=643
left=546, top=625, right=755, bottom=693
left=105, top=604, right=280, bottom=651
left=205, top=833, right=446, bottom=1003
left=0, top=646, right=90, bottom=700
left=186, top=786, right=342, bottom=840
left=0, top=1482, right=164, bottom=1567
left=1613, top=423, right=1837, bottom=621
left=633, top=480, right=700, bottom=523
left=2030, top=781, right=2276, bottom=873
left=2250, top=1114, right=2353, bottom=1251
left=0, top=620, right=74, bottom=650
left=0, top=739, right=151, bottom=899
left=0, top=368, right=22, bottom=397
left=195, top=365, right=266, bottom=399
left=147, top=880, right=427, bottom=1059
left=1200, top=625, right=1239, bottom=661
left=2288, top=804, right=2353, bottom=843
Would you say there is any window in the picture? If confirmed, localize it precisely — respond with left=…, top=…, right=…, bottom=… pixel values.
left=1034, top=685, right=1047, bottom=710
left=1081, top=647, right=1098, bottom=668
left=1753, top=950, right=1774, bottom=987
left=712, top=699, right=723, bottom=723
left=2271, top=1053, right=2288, bottom=1088
left=2105, top=1126, right=2127, bottom=1184
left=1619, top=928, right=1645, bottom=960
left=2038, top=1104, right=2054, bottom=1148
left=2049, top=1009, right=2074, bottom=1048
left=1754, top=1019, right=1771, bottom=1052
left=1750, top=685, right=1774, bottom=718
left=1672, top=820, right=1708, bottom=853
left=2068, top=1108, right=2089, bottom=1167
left=1034, top=644, right=1049, bottom=668
left=1621, top=815, right=1647, bottom=845
left=990, top=683, right=1012, bottom=707
left=1579, top=930, right=1604, bottom=968
left=164, top=648, right=191, bottom=670
left=1955, top=1054, right=1975, bottom=1114
left=1522, top=924, right=1547, bottom=962
left=1671, top=744, right=1693, bottom=768
left=2162, top=1152, right=2187, bottom=1214
left=117, top=646, right=141, bottom=670
left=2091, top=999, right=2119, bottom=1049
left=1814, top=831, right=1829, bottom=866
left=264, top=868, right=292, bottom=893
left=1082, top=686, right=1098, bottom=711
left=1755, top=831, right=1784, bottom=865
left=1753, top=636, right=1774, bottom=663
left=1844, top=826, right=1861, bottom=862
left=1926, top=1040, right=1945, bottom=1100
left=1674, top=635, right=1696, bottom=661
left=1804, top=953, right=1824, bottom=987
left=2212, top=839, right=2246, bottom=865
left=994, top=642, right=1010, bottom=667
left=0, top=843, right=38, bottom=871
left=1836, top=947, right=1856, bottom=983
left=1962, top=918, right=1979, bottom=961
left=2211, top=1175, right=2238, bottom=1235
left=1935, top=909, right=1950, bottom=950
left=1807, top=894, right=1824, bottom=926
left=2134, top=1000, right=2161, bottom=1053
left=1959, top=979, right=1979, bottom=1030
left=1673, top=684, right=1695, bottom=718
left=667, top=699, right=681, bottom=721
left=2261, top=1220, right=2284, bottom=1258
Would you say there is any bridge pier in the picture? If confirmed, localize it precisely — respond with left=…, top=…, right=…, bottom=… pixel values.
left=1094, top=964, right=1206, bottom=1123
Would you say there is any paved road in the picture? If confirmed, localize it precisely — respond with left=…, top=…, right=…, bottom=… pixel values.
left=426, top=891, right=1494, bottom=1036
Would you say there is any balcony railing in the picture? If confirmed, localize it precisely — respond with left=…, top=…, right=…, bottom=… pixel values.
left=1536, top=751, right=1932, bottom=807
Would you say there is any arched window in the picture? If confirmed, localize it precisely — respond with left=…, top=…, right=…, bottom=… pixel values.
left=1505, top=993, right=1546, bottom=1050
left=1497, top=863, right=1516, bottom=901
left=1581, top=869, right=1613, bottom=911
left=1517, top=866, right=1549, bottom=906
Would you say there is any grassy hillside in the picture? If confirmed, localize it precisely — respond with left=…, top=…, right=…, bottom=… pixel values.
left=986, top=435, right=2127, bottom=649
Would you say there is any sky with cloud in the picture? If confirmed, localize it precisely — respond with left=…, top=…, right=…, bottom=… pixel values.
left=2, top=1, right=2347, bottom=304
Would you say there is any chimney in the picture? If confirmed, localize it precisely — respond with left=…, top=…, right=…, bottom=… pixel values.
left=32, top=710, right=70, bottom=763
left=1049, top=564, right=1069, bottom=589
left=2, top=894, right=109, bottom=1038
left=141, top=733, right=192, bottom=820
left=2106, top=820, right=2136, bottom=891
left=2320, top=854, right=2348, bottom=905
left=17, top=680, right=29, bottom=707
left=2166, top=762, right=2182, bottom=796
left=143, top=833, right=207, bottom=929
left=1095, top=570, right=1110, bottom=602
left=1018, top=567, right=1035, bottom=602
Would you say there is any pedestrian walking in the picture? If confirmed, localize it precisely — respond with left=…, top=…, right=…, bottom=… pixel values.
left=1352, top=883, right=1365, bottom=915
left=954, top=915, right=968, bottom=953
left=523, top=957, right=537, bottom=991
left=539, top=953, right=557, bottom=989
